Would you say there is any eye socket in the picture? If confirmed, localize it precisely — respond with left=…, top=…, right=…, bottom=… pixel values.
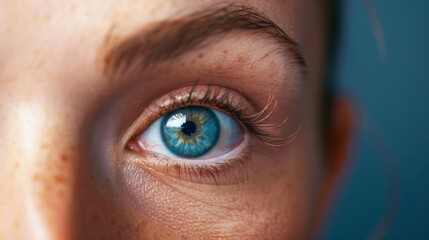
left=122, top=85, right=291, bottom=185
left=135, top=106, right=244, bottom=160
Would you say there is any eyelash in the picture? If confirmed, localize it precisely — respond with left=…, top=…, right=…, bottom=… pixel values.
left=131, top=148, right=249, bottom=185
left=127, top=84, right=295, bottom=184
left=156, top=85, right=265, bottom=139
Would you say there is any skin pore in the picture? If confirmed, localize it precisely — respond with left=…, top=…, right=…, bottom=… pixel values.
left=0, top=0, right=348, bottom=239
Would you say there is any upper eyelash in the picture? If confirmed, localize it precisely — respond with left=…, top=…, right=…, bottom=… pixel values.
left=240, top=94, right=302, bottom=147
left=151, top=84, right=296, bottom=147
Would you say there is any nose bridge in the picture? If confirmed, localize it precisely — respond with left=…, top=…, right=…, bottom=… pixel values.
left=0, top=95, right=79, bottom=239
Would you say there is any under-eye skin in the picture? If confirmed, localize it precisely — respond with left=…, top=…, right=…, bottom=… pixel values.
left=125, top=85, right=291, bottom=184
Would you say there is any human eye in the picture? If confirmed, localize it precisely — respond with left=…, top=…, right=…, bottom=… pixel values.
left=136, top=106, right=243, bottom=159
left=124, top=85, right=292, bottom=185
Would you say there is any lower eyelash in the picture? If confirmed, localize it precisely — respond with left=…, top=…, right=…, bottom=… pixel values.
left=165, top=161, right=235, bottom=185
left=128, top=136, right=252, bottom=185
left=131, top=151, right=251, bottom=185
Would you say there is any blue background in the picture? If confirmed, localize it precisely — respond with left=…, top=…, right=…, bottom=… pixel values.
left=321, top=0, right=429, bottom=239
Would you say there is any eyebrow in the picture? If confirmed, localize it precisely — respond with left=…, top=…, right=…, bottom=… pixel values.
left=103, top=4, right=306, bottom=78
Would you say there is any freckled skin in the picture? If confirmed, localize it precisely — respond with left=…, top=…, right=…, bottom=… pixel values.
left=0, top=0, right=332, bottom=239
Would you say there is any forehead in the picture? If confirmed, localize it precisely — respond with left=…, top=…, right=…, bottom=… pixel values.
left=0, top=0, right=314, bottom=48
left=0, top=0, right=326, bottom=88
left=0, top=0, right=301, bottom=26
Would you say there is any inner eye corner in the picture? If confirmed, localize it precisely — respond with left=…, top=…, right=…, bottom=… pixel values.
left=124, top=137, right=142, bottom=153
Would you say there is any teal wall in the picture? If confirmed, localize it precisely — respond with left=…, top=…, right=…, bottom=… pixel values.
left=322, top=0, right=429, bottom=239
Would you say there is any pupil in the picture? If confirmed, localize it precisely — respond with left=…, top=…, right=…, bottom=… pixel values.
left=181, top=120, right=197, bottom=136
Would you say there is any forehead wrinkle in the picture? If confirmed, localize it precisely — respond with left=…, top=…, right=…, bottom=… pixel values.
left=100, top=3, right=306, bottom=80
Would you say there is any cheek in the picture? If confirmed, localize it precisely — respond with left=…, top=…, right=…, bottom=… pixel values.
left=116, top=139, right=318, bottom=239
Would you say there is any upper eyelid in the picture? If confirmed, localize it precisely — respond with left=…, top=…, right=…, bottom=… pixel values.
left=125, top=85, right=257, bottom=139
left=101, top=3, right=306, bottom=79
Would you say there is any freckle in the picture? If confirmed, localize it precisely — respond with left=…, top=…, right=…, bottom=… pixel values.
left=14, top=162, right=20, bottom=169
left=198, top=53, right=204, bottom=59
left=33, top=174, right=42, bottom=181
left=54, top=175, right=65, bottom=184
left=237, top=55, right=246, bottom=64
left=173, top=164, right=179, bottom=170
left=190, top=59, right=196, bottom=64
left=40, top=143, right=48, bottom=149
left=60, top=153, right=68, bottom=163
left=223, top=50, right=228, bottom=54
left=43, top=14, right=51, bottom=22
left=180, top=62, right=186, bottom=67
left=13, top=219, right=20, bottom=229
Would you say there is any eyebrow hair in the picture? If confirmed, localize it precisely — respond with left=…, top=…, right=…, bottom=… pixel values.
left=103, top=4, right=306, bottom=78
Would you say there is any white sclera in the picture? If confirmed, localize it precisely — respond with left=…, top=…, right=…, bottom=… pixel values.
left=136, top=108, right=244, bottom=160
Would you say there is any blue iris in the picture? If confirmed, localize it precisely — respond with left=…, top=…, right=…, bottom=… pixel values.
left=161, top=106, right=220, bottom=158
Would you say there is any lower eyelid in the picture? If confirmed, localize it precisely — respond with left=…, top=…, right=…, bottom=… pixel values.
left=124, top=136, right=251, bottom=185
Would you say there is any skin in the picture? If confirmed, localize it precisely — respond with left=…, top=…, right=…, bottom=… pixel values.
left=0, top=0, right=352, bottom=239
